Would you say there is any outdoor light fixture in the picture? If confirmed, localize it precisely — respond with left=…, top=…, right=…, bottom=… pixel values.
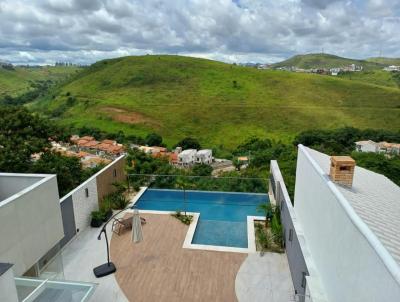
left=93, top=206, right=132, bottom=278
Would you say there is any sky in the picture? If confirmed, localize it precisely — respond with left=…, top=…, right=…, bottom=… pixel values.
left=0, top=0, right=399, bottom=65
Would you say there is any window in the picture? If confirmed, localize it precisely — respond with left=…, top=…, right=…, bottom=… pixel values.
left=113, top=169, right=117, bottom=177
left=85, top=188, right=89, bottom=198
left=289, top=229, right=293, bottom=242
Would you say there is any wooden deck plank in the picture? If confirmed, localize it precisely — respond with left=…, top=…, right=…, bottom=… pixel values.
left=110, top=214, right=246, bottom=302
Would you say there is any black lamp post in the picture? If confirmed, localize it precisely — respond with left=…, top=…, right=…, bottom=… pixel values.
left=93, top=206, right=131, bottom=278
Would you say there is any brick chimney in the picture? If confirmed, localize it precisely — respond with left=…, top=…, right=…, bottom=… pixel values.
left=329, top=156, right=355, bottom=187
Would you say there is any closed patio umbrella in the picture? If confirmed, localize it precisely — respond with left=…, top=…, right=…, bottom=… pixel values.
left=131, top=208, right=143, bottom=243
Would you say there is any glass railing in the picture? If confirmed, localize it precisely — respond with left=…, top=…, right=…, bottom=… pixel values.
left=15, top=277, right=96, bottom=302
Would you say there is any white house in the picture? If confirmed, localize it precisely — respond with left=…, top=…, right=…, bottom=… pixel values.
left=292, top=145, right=400, bottom=302
left=178, top=149, right=197, bottom=166
left=355, top=140, right=378, bottom=153
left=384, top=65, right=400, bottom=72
left=196, top=149, right=213, bottom=164
left=0, top=173, right=96, bottom=301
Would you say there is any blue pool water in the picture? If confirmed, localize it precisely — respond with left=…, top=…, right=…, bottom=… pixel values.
left=134, top=189, right=268, bottom=248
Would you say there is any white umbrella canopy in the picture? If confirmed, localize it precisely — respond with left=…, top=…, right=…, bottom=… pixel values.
left=131, top=209, right=143, bottom=243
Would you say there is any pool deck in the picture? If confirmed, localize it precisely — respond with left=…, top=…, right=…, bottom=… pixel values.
left=110, top=213, right=246, bottom=301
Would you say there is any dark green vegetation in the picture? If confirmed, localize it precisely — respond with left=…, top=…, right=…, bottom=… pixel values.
left=172, top=211, right=193, bottom=225
left=126, top=147, right=268, bottom=193
left=272, top=53, right=386, bottom=70
left=29, top=55, right=400, bottom=150
left=0, top=65, right=81, bottom=98
left=0, top=106, right=100, bottom=196
left=126, top=126, right=399, bottom=201
left=255, top=204, right=283, bottom=253
left=295, top=127, right=400, bottom=187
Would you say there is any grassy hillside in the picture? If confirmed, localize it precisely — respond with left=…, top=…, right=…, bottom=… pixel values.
left=367, top=57, right=400, bottom=66
left=0, top=65, right=81, bottom=98
left=273, top=53, right=384, bottom=70
left=32, top=55, right=400, bottom=149
left=337, top=70, right=400, bottom=88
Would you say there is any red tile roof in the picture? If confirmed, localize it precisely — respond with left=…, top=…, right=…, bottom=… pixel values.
left=102, top=139, right=117, bottom=145
left=80, top=136, right=95, bottom=141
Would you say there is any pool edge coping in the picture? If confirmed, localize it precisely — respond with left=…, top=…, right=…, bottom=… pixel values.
left=130, top=186, right=267, bottom=254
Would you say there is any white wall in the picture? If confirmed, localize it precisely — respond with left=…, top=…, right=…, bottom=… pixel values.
left=360, top=143, right=377, bottom=153
left=294, top=146, right=400, bottom=302
left=0, top=174, right=44, bottom=202
left=0, top=267, right=18, bottom=302
left=69, top=177, right=99, bottom=234
left=0, top=175, right=64, bottom=276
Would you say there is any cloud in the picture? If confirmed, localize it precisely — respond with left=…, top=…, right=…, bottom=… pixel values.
left=0, top=0, right=399, bottom=64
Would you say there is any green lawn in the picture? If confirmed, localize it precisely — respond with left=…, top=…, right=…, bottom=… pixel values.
left=30, top=55, right=400, bottom=149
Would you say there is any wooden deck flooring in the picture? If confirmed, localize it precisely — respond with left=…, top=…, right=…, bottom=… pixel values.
left=110, top=214, right=246, bottom=302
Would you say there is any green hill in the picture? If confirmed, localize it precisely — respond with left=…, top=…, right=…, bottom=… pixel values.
left=367, top=57, right=400, bottom=66
left=272, top=53, right=383, bottom=70
left=0, top=65, right=81, bottom=98
left=337, top=70, right=400, bottom=88
left=31, top=55, right=400, bottom=149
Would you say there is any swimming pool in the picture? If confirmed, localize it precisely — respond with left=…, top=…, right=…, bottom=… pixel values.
left=134, top=188, right=268, bottom=248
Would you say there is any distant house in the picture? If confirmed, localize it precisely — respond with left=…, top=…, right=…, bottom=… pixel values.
left=178, top=149, right=197, bottom=166
left=355, top=140, right=379, bottom=153
left=196, top=149, right=213, bottom=164
left=355, top=140, right=400, bottom=155
left=330, top=68, right=341, bottom=76
left=138, top=145, right=166, bottom=155
left=383, top=65, right=400, bottom=72
left=378, top=142, right=400, bottom=155
left=71, top=135, right=124, bottom=157
left=237, top=156, right=249, bottom=164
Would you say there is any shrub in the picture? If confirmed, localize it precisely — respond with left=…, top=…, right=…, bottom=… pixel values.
left=108, top=192, right=129, bottom=210
left=174, top=137, right=201, bottom=150
left=255, top=223, right=274, bottom=250
left=172, top=211, right=193, bottom=225
left=91, top=210, right=104, bottom=221
left=271, top=214, right=283, bottom=247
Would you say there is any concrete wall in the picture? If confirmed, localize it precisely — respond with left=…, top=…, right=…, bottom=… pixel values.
left=294, top=146, right=400, bottom=302
left=0, top=264, right=18, bottom=302
left=0, top=174, right=44, bottom=203
left=0, top=175, right=64, bottom=276
left=59, top=196, right=76, bottom=247
left=270, top=161, right=309, bottom=301
left=59, top=155, right=126, bottom=239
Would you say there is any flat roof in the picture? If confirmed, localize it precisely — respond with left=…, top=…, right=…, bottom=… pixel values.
left=305, top=147, right=400, bottom=266
left=0, top=173, right=53, bottom=206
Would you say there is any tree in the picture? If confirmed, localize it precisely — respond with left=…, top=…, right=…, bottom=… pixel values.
left=31, top=151, right=84, bottom=196
left=233, top=159, right=242, bottom=171
left=145, top=133, right=162, bottom=146
left=0, top=106, right=63, bottom=172
left=174, top=137, right=201, bottom=150
left=192, top=164, right=212, bottom=176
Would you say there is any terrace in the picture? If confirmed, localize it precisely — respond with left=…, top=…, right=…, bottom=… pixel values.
left=60, top=211, right=293, bottom=302
left=1, top=169, right=295, bottom=301
left=56, top=176, right=294, bottom=302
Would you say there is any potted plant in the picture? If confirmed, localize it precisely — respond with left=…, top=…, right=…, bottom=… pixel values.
left=90, top=210, right=104, bottom=227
